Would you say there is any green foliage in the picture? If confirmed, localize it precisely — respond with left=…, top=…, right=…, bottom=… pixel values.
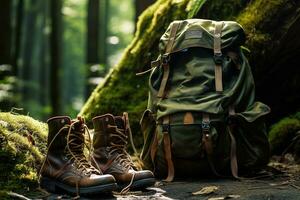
left=269, top=113, right=300, bottom=155
left=0, top=191, right=10, bottom=200
left=0, top=112, right=47, bottom=191
left=79, top=0, right=206, bottom=148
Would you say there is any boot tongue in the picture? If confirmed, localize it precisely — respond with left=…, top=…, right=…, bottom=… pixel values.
left=115, top=116, right=125, bottom=130
left=68, top=120, right=85, bottom=154
left=112, top=116, right=127, bottom=147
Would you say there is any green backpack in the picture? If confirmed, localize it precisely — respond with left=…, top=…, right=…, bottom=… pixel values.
left=140, top=19, right=271, bottom=181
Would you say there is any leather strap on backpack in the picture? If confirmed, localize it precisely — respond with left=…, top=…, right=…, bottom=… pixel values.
left=162, top=116, right=175, bottom=182
left=228, top=105, right=239, bottom=179
left=214, top=21, right=224, bottom=92
left=150, top=128, right=158, bottom=173
left=157, top=21, right=181, bottom=98
left=202, top=113, right=221, bottom=176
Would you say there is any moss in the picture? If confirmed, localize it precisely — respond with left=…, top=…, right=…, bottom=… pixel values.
left=0, top=112, right=47, bottom=192
left=236, top=0, right=289, bottom=49
left=197, top=0, right=251, bottom=20
left=269, top=114, right=300, bottom=155
left=79, top=0, right=206, bottom=148
left=0, top=191, right=10, bottom=200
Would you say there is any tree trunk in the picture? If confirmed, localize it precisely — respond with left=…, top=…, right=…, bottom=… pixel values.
left=86, top=0, right=100, bottom=97
left=12, top=0, right=24, bottom=76
left=99, top=0, right=108, bottom=72
left=21, top=0, right=38, bottom=101
left=49, top=0, right=63, bottom=115
left=86, top=0, right=100, bottom=64
left=39, top=0, right=50, bottom=106
left=0, top=0, right=12, bottom=65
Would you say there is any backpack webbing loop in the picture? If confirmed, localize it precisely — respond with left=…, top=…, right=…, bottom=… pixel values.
left=214, top=21, right=224, bottom=92
left=157, top=21, right=181, bottom=98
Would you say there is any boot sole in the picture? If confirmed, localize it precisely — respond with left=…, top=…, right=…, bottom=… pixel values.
left=118, top=177, right=156, bottom=191
left=40, top=177, right=117, bottom=195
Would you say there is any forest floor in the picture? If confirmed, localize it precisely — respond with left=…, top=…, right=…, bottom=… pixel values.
left=21, top=156, right=299, bottom=200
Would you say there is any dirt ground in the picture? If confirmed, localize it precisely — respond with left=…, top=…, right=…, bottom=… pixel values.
left=28, top=158, right=299, bottom=200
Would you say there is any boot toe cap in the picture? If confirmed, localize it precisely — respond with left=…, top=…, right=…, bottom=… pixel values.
left=80, top=174, right=116, bottom=187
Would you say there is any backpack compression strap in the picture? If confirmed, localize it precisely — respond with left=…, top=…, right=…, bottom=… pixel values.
left=157, top=21, right=181, bottom=98
left=214, top=21, right=224, bottom=92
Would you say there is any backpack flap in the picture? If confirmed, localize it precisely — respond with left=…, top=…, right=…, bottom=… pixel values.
left=159, top=19, right=246, bottom=54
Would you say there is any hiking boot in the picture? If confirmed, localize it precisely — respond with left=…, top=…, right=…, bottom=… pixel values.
left=92, top=113, right=155, bottom=192
left=39, top=116, right=117, bottom=196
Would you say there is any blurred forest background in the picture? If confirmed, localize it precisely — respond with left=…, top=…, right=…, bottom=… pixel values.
left=0, top=0, right=300, bottom=197
left=0, top=0, right=154, bottom=120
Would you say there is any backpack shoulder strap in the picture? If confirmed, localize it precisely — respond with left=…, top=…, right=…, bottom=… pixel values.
left=157, top=21, right=181, bottom=98
left=214, top=21, right=224, bottom=92
left=165, top=21, right=181, bottom=54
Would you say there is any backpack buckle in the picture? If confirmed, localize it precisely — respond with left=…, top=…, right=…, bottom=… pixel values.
left=162, top=124, right=170, bottom=133
left=202, top=121, right=210, bottom=132
left=214, top=53, right=223, bottom=65
left=161, top=54, right=170, bottom=65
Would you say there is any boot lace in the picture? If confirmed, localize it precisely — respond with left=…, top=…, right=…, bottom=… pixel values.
left=107, top=125, right=135, bottom=170
left=66, top=116, right=99, bottom=176
left=107, top=112, right=139, bottom=194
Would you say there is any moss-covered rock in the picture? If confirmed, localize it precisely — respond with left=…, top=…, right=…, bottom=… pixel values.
left=269, top=113, right=300, bottom=158
left=236, top=0, right=300, bottom=122
left=79, top=0, right=208, bottom=148
left=80, top=0, right=300, bottom=150
left=0, top=112, right=47, bottom=195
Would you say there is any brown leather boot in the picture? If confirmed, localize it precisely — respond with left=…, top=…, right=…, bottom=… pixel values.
left=39, top=116, right=117, bottom=196
left=92, top=113, right=155, bottom=192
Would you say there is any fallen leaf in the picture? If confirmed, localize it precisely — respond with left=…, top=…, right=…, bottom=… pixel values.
left=192, top=186, right=219, bottom=195
left=208, top=194, right=240, bottom=200
left=208, top=197, right=225, bottom=200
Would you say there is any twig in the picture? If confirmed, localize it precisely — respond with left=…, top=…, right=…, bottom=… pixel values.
left=291, top=184, right=300, bottom=190
left=7, top=192, right=31, bottom=200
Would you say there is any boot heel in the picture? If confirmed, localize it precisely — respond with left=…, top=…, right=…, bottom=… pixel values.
left=40, top=177, right=57, bottom=193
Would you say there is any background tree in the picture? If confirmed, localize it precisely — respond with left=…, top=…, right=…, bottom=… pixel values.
left=0, top=0, right=12, bottom=65
left=49, top=0, right=63, bottom=115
